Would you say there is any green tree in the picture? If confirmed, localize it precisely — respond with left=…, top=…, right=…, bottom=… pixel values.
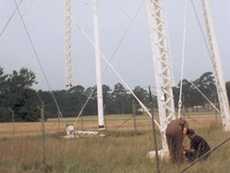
left=0, top=67, right=10, bottom=121
left=194, top=72, right=217, bottom=104
left=1, top=68, right=40, bottom=122
left=0, top=67, right=8, bottom=105
left=133, top=86, right=148, bottom=106
left=102, top=84, right=112, bottom=114
left=175, top=72, right=218, bottom=111
left=83, top=86, right=97, bottom=115
left=68, top=85, right=87, bottom=115
left=112, top=83, right=131, bottom=114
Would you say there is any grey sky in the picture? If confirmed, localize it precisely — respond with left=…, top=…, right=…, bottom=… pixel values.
left=0, top=0, right=230, bottom=90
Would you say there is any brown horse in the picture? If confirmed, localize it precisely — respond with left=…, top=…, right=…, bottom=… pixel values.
left=166, top=118, right=189, bottom=164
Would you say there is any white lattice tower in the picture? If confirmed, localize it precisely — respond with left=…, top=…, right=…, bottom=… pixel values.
left=201, top=0, right=230, bottom=131
left=64, top=0, right=74, bottom=88
left=92, top=0, right=105, bottom=129
left=145, top=0, right=176, bottom=153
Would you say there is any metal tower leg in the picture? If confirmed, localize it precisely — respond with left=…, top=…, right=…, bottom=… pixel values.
left=145, top=0, right=176, bottom=154
left=64, top=0, right=73, bottom=88
left=92, top=0, right=105, bottom=129
left=202, top=0, right=230, bottom=131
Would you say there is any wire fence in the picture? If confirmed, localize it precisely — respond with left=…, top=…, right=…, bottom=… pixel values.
left=0, top=112, right=221, bottom=138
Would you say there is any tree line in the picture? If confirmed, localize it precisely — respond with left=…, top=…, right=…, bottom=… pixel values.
left=0, top=66, right=230, bottom=122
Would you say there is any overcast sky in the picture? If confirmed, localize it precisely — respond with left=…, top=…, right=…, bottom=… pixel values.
left=0, top=0, right=230, bottom=90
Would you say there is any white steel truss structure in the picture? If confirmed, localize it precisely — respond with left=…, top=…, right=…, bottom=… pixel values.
left=145, top=0, right=176, bottom=153
left=63, top=0, right=230, bottom=139
left=201, top=0, right=230, bottom=131
left=92, top=0, right=105, bottom=129
left=64, top=0, right=105, bottom=129
left=64, top=0, right=74, bottom=88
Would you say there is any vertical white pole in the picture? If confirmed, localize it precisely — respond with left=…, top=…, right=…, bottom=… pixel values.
left=64, top=0, right=74, bottom=88
left=178, top=0, right=188, bottom=118
left=92, top=0, right=105, bottom=129
left=145, top=0, right=176, bottom=155
left=202, top=0, right=230, bottom=131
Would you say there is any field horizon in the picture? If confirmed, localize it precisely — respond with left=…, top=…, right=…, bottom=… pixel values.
left=0, top=113, right=229, bottom=173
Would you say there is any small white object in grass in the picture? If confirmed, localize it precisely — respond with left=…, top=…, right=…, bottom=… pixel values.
left=99, top=133, right=106, bottom=137
left=76, top=130, right=99, bottom=136
left=65, top=124, right=75, bottom=138
left=147, top=149, right=170, bottom=160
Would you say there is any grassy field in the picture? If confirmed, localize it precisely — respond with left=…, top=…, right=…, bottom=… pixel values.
left=0, top=113, right=229, bottom=173
left=0, top=112, right=219, bottom=138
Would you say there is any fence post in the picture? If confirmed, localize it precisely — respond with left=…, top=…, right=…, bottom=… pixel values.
left=40, top=103, right=48, bottom=172
left=81, top=117, right=84, bottom=130
left=132, top=100, right=137, bottom=133
left=148, top=86, right=160, bottom=173
left=8, top=108, right=15, bottom=137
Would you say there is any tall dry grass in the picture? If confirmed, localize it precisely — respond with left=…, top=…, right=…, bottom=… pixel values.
left=0, top=125, right=229, bottom=173
left=0, top=115, right=229, bottom=173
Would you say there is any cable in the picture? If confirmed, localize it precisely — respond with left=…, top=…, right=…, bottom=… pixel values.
left=180, top=135, right=230, bottom=173
left=0, top=0, right=62, bottom=121
left=0, top=0, right=62, bottom=119
left=109, top=0, right=144, bottom=61
left=178, top=0, right=188, bottom=118
left=190, top=0, right=211, bottom=58
left=74, top=22, right=161, bottom=129
left=189, top=0, right=221, bottom=113
left=116, top=118, right=133, bottom=129
left=188, top=80, right=220, bottom=113
left=12, top=0, right=64, bottom=123
left=73, top=89, right=95, bottom=126
left=0, top=0, right=24, bottom=39
left=72, top=0, right=146, bottom=126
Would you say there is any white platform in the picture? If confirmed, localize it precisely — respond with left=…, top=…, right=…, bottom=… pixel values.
left=76, top=130, right=98, bottom=135
left=64, top=124, right=106, bottom=138
left=147, top=149, right=170, bottom=160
